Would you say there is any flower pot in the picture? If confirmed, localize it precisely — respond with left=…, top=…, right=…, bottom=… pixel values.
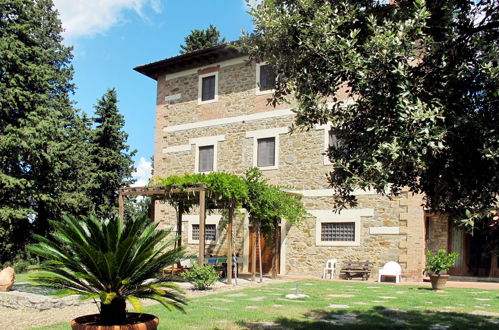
left=430, top=274, right=449, bottom=290
left=71, top=313, right=159, bottom=330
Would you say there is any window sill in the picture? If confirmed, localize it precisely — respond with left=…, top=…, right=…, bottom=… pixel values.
left=257, top=165, right=279, bottom=171
left=316, top=240, right=360, bottom=247
left=198, top=98, right=218, bottom=105
left=189, top=240, right=217, bottom=245
left=256, top=89, right=274, bottom=96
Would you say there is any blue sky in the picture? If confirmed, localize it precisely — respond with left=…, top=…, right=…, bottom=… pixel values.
left=53, top=0, right=256, bottom=185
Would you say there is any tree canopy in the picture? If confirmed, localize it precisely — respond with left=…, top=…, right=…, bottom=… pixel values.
left=0, top=0, right=82, bottom=262
left=245, top=0, right=498, bottom=219
left=90, top=88, right=136, bottom=219
left=180, top=24, right=226, bottom=54
left=0, top=1, right=137, bottom=263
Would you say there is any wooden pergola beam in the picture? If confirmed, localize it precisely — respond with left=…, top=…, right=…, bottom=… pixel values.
left=118, top=183, right=238, bottom=282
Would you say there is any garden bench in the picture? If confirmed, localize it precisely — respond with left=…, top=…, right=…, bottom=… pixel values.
left=340, top=261, right=373, bottom=280
left=162, top=259, right=194, bottom=279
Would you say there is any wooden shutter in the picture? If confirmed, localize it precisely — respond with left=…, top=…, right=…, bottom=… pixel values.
left=257, top=137, right=275, bottom=167
left=198, top=145, right=214, bottom=172
left=259, top=65, right=276, bottom=91
left=201, top=75, right=216, bottom=101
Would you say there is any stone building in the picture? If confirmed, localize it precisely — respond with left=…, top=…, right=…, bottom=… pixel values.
left=134, top=45, right=498, bottom=281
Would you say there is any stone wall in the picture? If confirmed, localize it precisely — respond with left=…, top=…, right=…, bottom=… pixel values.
left=0, top=290, right=89, bottom=311
left=426, top=214, right=449, bottom=253
left=150, top=56, right=428, bottom=281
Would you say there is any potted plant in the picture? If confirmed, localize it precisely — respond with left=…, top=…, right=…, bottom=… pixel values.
left=28, top=215, right=186, bottom=329
left=424, top=249, right=459, bottom=290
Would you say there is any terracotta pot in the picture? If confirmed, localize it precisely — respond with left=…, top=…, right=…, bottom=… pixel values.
left=430, top=274, right=449, bottom=290
left=71, top=313, right=159, bottom=330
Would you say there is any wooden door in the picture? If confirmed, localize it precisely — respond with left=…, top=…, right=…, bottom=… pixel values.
left=448, top=224, right=468, bottom=275
left=249, top=227, right=280, bottom=274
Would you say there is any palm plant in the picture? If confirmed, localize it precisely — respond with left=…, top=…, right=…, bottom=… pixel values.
left=28, top=215, right=186, bottom=325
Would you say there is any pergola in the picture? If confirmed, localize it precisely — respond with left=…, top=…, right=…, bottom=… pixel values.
left=118, top=183, right=238, bottom=284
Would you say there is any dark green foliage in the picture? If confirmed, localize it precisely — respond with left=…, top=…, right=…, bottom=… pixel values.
left=90, top=88, right=136, bottom=219
left=180, top=24, right=226, bottom=54
left=0, top=0, right=91, bottom=262
left=424, top=249, right=459, bottom=275
left=28, top=215, right=186, bottom=325
left=245, top=0, right=498, bottom=219
left=124, top=196, right=152, bottom=222
left=181, top=265, right=220, bottom=290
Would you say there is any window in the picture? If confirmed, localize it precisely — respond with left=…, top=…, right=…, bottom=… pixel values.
left=257, top=137, right=276, bottom=167
left=186, top=214, right=221, bottom=244
left=192, top=224, right=216, bottom=241
left=328, top=129, right=341, bottom=149
left=201, top=75, right=215, bottom=101
left=190, top=134, right=225, bottom=173
left=198, top=72, right=218, bottom=104
left=312, top=209, right=372, bottom=246
left=198, top=145, right=214, bottom=172
left=321, top=222, right=356, bottom=242
left=256, top=63, right=276, bottom=94
left=259, top=65, right=276, bottom=91
left=246, top=127, right=287, bottom=170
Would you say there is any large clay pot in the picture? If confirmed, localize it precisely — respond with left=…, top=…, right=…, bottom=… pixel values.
left=71, top=313, right=159, bottom=330
left=0, top=267, right=15, bottom=292
left=430, top=274, right=449, bottom=290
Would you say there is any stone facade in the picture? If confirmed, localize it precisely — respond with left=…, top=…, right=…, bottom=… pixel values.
left=141, top=52, right=429, bottom=281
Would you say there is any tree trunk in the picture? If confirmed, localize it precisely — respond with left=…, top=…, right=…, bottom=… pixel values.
left=258, top=223, right=263, bottom=283
left=271, top=218, right=279, bottom=279
left=100, top=297, right=126, bottom=325
left=251, top=218, right=257, bottom=281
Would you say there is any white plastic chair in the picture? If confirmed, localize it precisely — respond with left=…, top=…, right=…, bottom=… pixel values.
left=378, top=261, right=402, bottom=283
left=322, top=259, right=337, bottom=279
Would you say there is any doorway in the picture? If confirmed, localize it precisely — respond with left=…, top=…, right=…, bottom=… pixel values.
left=248, top=226, right=281, bottom=274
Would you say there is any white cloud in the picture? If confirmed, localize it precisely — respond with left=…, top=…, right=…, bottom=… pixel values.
left=53, top=0, right=162, bottom=40
left=132, top=157, right=152, bottom=187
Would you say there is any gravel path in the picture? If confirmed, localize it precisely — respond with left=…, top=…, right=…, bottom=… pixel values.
left=1, top=277, right=291, bottom=330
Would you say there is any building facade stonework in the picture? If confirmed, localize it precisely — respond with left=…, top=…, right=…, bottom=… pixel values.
left=136, top=46, right=429, bottom=281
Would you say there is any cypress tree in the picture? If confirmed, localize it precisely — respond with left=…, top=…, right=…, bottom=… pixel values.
left=90, top=89, right=136, bottom=219
left=0, top=0, right=87, bottom=262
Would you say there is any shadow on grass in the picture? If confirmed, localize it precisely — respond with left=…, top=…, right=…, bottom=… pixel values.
left=238, top=306, right=499, bottom=329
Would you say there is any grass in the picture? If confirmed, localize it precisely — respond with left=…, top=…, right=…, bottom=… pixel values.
left=33, top=279, right=499, bottom=329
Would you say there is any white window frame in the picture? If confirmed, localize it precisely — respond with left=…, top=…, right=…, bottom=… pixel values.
left=315, top=123, right=334, bottom=165
left=246, top=127, right=288, bottom=170
left=255, top=62, right=275, bottom=95
left=198, top=71, right=218, bottom=105
left=190, top=135, right=225, bottom=173
left=186, top=214, right=221, bottom=245
left=311, top=209, right=373, bottom=247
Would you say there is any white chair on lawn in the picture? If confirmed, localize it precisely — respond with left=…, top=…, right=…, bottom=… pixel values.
left=322, top=259, right=337, bottom=279
left=378, top=261, right=402, bottom=283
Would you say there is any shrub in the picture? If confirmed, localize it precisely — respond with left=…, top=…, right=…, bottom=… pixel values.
left=182, top=265, right=220, bottom=290
left=424, top=249, right=459, bottom=275
left=13, top=261, right=31, bottom=274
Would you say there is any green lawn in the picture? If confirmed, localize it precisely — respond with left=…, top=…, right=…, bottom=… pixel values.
left=15, top=271, right=35, bottom=283
left=33, top=280, right=499, bottom=329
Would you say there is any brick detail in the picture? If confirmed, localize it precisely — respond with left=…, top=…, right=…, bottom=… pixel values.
left=198, top=65, right=220, bottom=75
left=398, top=193, right=425, bottom=281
